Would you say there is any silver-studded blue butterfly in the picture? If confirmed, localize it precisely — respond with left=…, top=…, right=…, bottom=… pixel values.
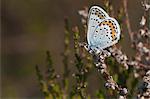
left=87, top=6, right=121, bottom=53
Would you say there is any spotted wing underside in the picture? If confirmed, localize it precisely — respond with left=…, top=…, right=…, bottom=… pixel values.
left=90, top=17, right=120, bottom=49
left=87, top=6, right=109, bottom=45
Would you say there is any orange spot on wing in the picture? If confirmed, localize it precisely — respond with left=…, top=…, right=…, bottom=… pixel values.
left=109, top=23, right=116, bottom=40
left=99, top=21, right=116, bottom=40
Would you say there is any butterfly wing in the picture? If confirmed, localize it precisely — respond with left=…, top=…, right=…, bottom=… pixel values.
left=90, top=17, right=120, bottom=49
left=87, top=6, right=109, bottom=46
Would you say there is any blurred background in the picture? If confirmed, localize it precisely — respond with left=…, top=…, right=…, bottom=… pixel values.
left=2, top=0, right=143, bottom=98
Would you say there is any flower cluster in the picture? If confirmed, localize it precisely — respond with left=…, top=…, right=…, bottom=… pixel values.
left=109, top=47, right=129, bottom=69
left=139, top=28, right=150, bottom=37
left=137, top=70, right=150, bottom=99
left=80, top=42, right=128, bottom=98
left=136, top=42, right=150, bottom=61
left=78, top=41, right=128, bottom=96
left=137, top=1, right=150, bottom=38
left=78, top=7, right=88, bottom=25
left=129, top=0, right=150, bottom=70
left=92, top=49, right=128, bottom=98
left=142, top=0, right=150, bottom=11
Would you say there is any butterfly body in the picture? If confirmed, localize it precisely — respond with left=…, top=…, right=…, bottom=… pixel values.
left=87, top=6, right=120, bottom=52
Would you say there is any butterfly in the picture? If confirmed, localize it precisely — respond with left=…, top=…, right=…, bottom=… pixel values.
left=86, top=6, right=120, bottom=53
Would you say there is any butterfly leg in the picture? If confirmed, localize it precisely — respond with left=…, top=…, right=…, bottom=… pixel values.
left=79, top=42, right=92, bottom=52
left=82, top=43, right=102, bottom=54
left=84, top=44, right=94, bottom=54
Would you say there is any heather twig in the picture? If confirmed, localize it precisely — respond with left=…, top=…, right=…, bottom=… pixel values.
left=137, top=70, right=150, bottom=99
left=70, top=27, right=88, bottom=99
left=36, top=51, right=61, bottom=99
left=62, top=18, right=70, bottom=99
left=80, top=43, right=128, bottom=98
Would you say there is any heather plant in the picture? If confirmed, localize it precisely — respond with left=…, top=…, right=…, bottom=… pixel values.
left=35, top=0, right=150, bottom=99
